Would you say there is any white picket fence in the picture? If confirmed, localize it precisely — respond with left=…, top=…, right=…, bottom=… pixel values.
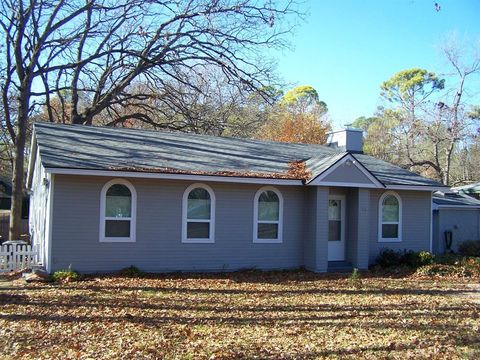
left=0, top=243, right=39, bottom=272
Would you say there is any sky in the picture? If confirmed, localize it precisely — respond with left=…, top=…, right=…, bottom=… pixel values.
left=272, top=0, right=480, bottom=129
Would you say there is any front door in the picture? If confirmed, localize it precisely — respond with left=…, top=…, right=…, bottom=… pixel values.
left=328, top=195, right=346, bottom=261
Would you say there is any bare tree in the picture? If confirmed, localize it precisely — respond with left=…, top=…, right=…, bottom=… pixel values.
left=0, top=0, right=301, bottom=239
left=92, top=69, right=277, bottom=137
left=434, top=42, right=480, bottom=184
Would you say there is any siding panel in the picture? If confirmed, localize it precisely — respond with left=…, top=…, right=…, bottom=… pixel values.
left=51, top=176, right=305, bottom=272
left=369, top=190, right=431, bottom=263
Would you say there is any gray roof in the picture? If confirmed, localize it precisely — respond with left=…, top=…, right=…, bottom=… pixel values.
left=433, top=192, right=480, bottom=208
left=452, top=182, right=480, bottom=193
left=33, top=122, right=445, bottom=188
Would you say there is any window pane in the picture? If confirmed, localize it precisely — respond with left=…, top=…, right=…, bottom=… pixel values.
left=257, top=223, right=278, bottom=239
left=105, top=220, right=130, bottom=237
left=382, top=195, right=399, bottom=222
left=328, top=200, right=341, bottom=220
left=106, top=184, right=131, bottom=217
left=187, top=222, right=210, bottom=239
left=187, top=188, right=211, bottom=220
left=328, top=220, right=341, bottom=241
left=258, top=191, right=279, bottom=221
left=382, top=224, right=398, bottom=238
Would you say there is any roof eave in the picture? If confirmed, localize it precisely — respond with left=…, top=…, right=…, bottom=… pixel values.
left=26, top=128, right=38, bottom=189
left=44, top=167, right=305, bottom=186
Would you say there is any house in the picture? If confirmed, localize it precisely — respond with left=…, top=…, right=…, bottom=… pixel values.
left=452, top=182, right=480, bottom=200
left=27, top=122, right=447, bottom=273
left=432, top=191, right=480, bottom=254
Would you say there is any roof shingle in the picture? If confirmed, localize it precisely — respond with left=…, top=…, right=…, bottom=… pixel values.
left=33, top=122, right=445, bottom=188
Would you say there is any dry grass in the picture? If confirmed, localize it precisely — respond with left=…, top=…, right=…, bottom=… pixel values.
left=0, top=271, right=479, bottom=359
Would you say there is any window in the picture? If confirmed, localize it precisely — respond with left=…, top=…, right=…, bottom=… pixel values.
left=378, top=191, right=402, bottom=242
left=182, top=184, right=215, bottom=243
left=99, top=179, right=136, bottom=242
left=253, top=186, right=283, bottom=243
left=328, top=199, right=342, bottom=241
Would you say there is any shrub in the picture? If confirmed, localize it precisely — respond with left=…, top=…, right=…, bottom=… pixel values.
left=417, top=251, right=435, bottom=266
left=376, top=249, right=402, bottom=268
left=51, top=265, right=79, bottom=283
left=376, top=249, right=435, bottom=269
left=458, top=240, right=480, bottom=257
left=119, top=265, right=145, bottom=278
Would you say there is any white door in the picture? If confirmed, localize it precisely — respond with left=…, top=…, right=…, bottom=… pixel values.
left=328, top=195, right=346, bottom=261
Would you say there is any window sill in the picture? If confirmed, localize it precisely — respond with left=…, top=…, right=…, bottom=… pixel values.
left=100, top=238, right=136, bottom=243
left=378, top=238, right=402, bottom=243
left=182, top=239, right=215, bottom=244
left=253, top=239, right=283, bottom=244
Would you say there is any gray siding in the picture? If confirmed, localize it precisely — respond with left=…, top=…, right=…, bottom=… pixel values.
left=47, top=175, right=434, bottom=273
left=322, top=164, right=373, bottom=184
left=368, top=190, right=431, bottom=263
left=51, top=175, right=306, bottom=272
left=346, top=188, right=358, bottom=264
left=303, top=187, right=317, bottom=270
left=433, top=209, right=480, bottom=254
left=314, top=187, right=329, bottom=272
left=356, top=189, right=370, bottom=268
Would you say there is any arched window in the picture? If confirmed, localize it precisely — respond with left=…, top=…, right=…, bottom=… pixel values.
left=100, top=179, right=136, bottom=242
left=253, top=186, right=283, bottom=243
left=182, top=184, right=215, bottom=243
left=378, top=191, right=402, bottom=242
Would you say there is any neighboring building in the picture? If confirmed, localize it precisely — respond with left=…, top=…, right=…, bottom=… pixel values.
left=27, top=123, right=447, bottom=273
left=0, top=174, right=12, bottom=210
left=452, top=182, right=480, bottom=200
left=432, top=192, right=480, bottom=254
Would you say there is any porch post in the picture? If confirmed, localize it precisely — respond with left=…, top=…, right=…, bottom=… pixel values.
left=315, top=186, right=329, bottom=272
left=355, top=188, right=370, bottom=269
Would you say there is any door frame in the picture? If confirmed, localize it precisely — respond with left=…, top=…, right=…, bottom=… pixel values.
left=328, top=194, right=346, bottom=261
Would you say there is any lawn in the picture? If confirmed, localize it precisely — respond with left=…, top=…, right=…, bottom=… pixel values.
left=0, top=271, right=479, bottom=359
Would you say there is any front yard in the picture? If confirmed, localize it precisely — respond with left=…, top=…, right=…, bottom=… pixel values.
left=0, top=271, right=479, bottom=359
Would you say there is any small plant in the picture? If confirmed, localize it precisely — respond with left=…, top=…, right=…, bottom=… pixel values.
left=51, top=265, right=79, bottom=283
left=458, top=240, right=480, bottom=257
left=119, top=265, right=145, bottom=278
left=348, top=268, right=361, bottom=286
left=417, top=251, right=435, bottom=266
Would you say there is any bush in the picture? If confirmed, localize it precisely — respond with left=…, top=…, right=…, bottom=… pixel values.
left=417, top=251, right=435, bottom=266
left=376, top=249, right=435, bottom=269
left=119, top=265, right=145, bottom=278
left=458, top=240, right=480, bottom=257
left=51, top=266, right=79, bottom=283
left=376, top=249, right=402, bottom=268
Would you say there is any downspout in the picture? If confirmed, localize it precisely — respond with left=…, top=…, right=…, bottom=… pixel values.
left=429, top=191, right=433, bottom=253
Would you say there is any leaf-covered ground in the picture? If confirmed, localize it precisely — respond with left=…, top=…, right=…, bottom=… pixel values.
left=0, top=271, right=479, bottom=359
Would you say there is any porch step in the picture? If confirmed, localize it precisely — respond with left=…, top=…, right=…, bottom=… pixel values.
left=327, top=261, right=354, bottom=273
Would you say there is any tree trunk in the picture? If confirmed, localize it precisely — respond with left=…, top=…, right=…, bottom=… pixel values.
left=443, top=140, right=455, bottom=186
left=9, top=96, right=29, bottom=240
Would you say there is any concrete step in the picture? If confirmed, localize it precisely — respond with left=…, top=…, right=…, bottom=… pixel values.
left=327, top=261, right=354, bottom=273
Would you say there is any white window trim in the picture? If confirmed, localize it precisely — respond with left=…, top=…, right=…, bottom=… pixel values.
left=253, top=186, right=284, bottom=243
left=182, top=183, right=216, bottom=243
left=99, top=178, right=137, bottom=243
left=378, top=191, right=402, bottom=243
